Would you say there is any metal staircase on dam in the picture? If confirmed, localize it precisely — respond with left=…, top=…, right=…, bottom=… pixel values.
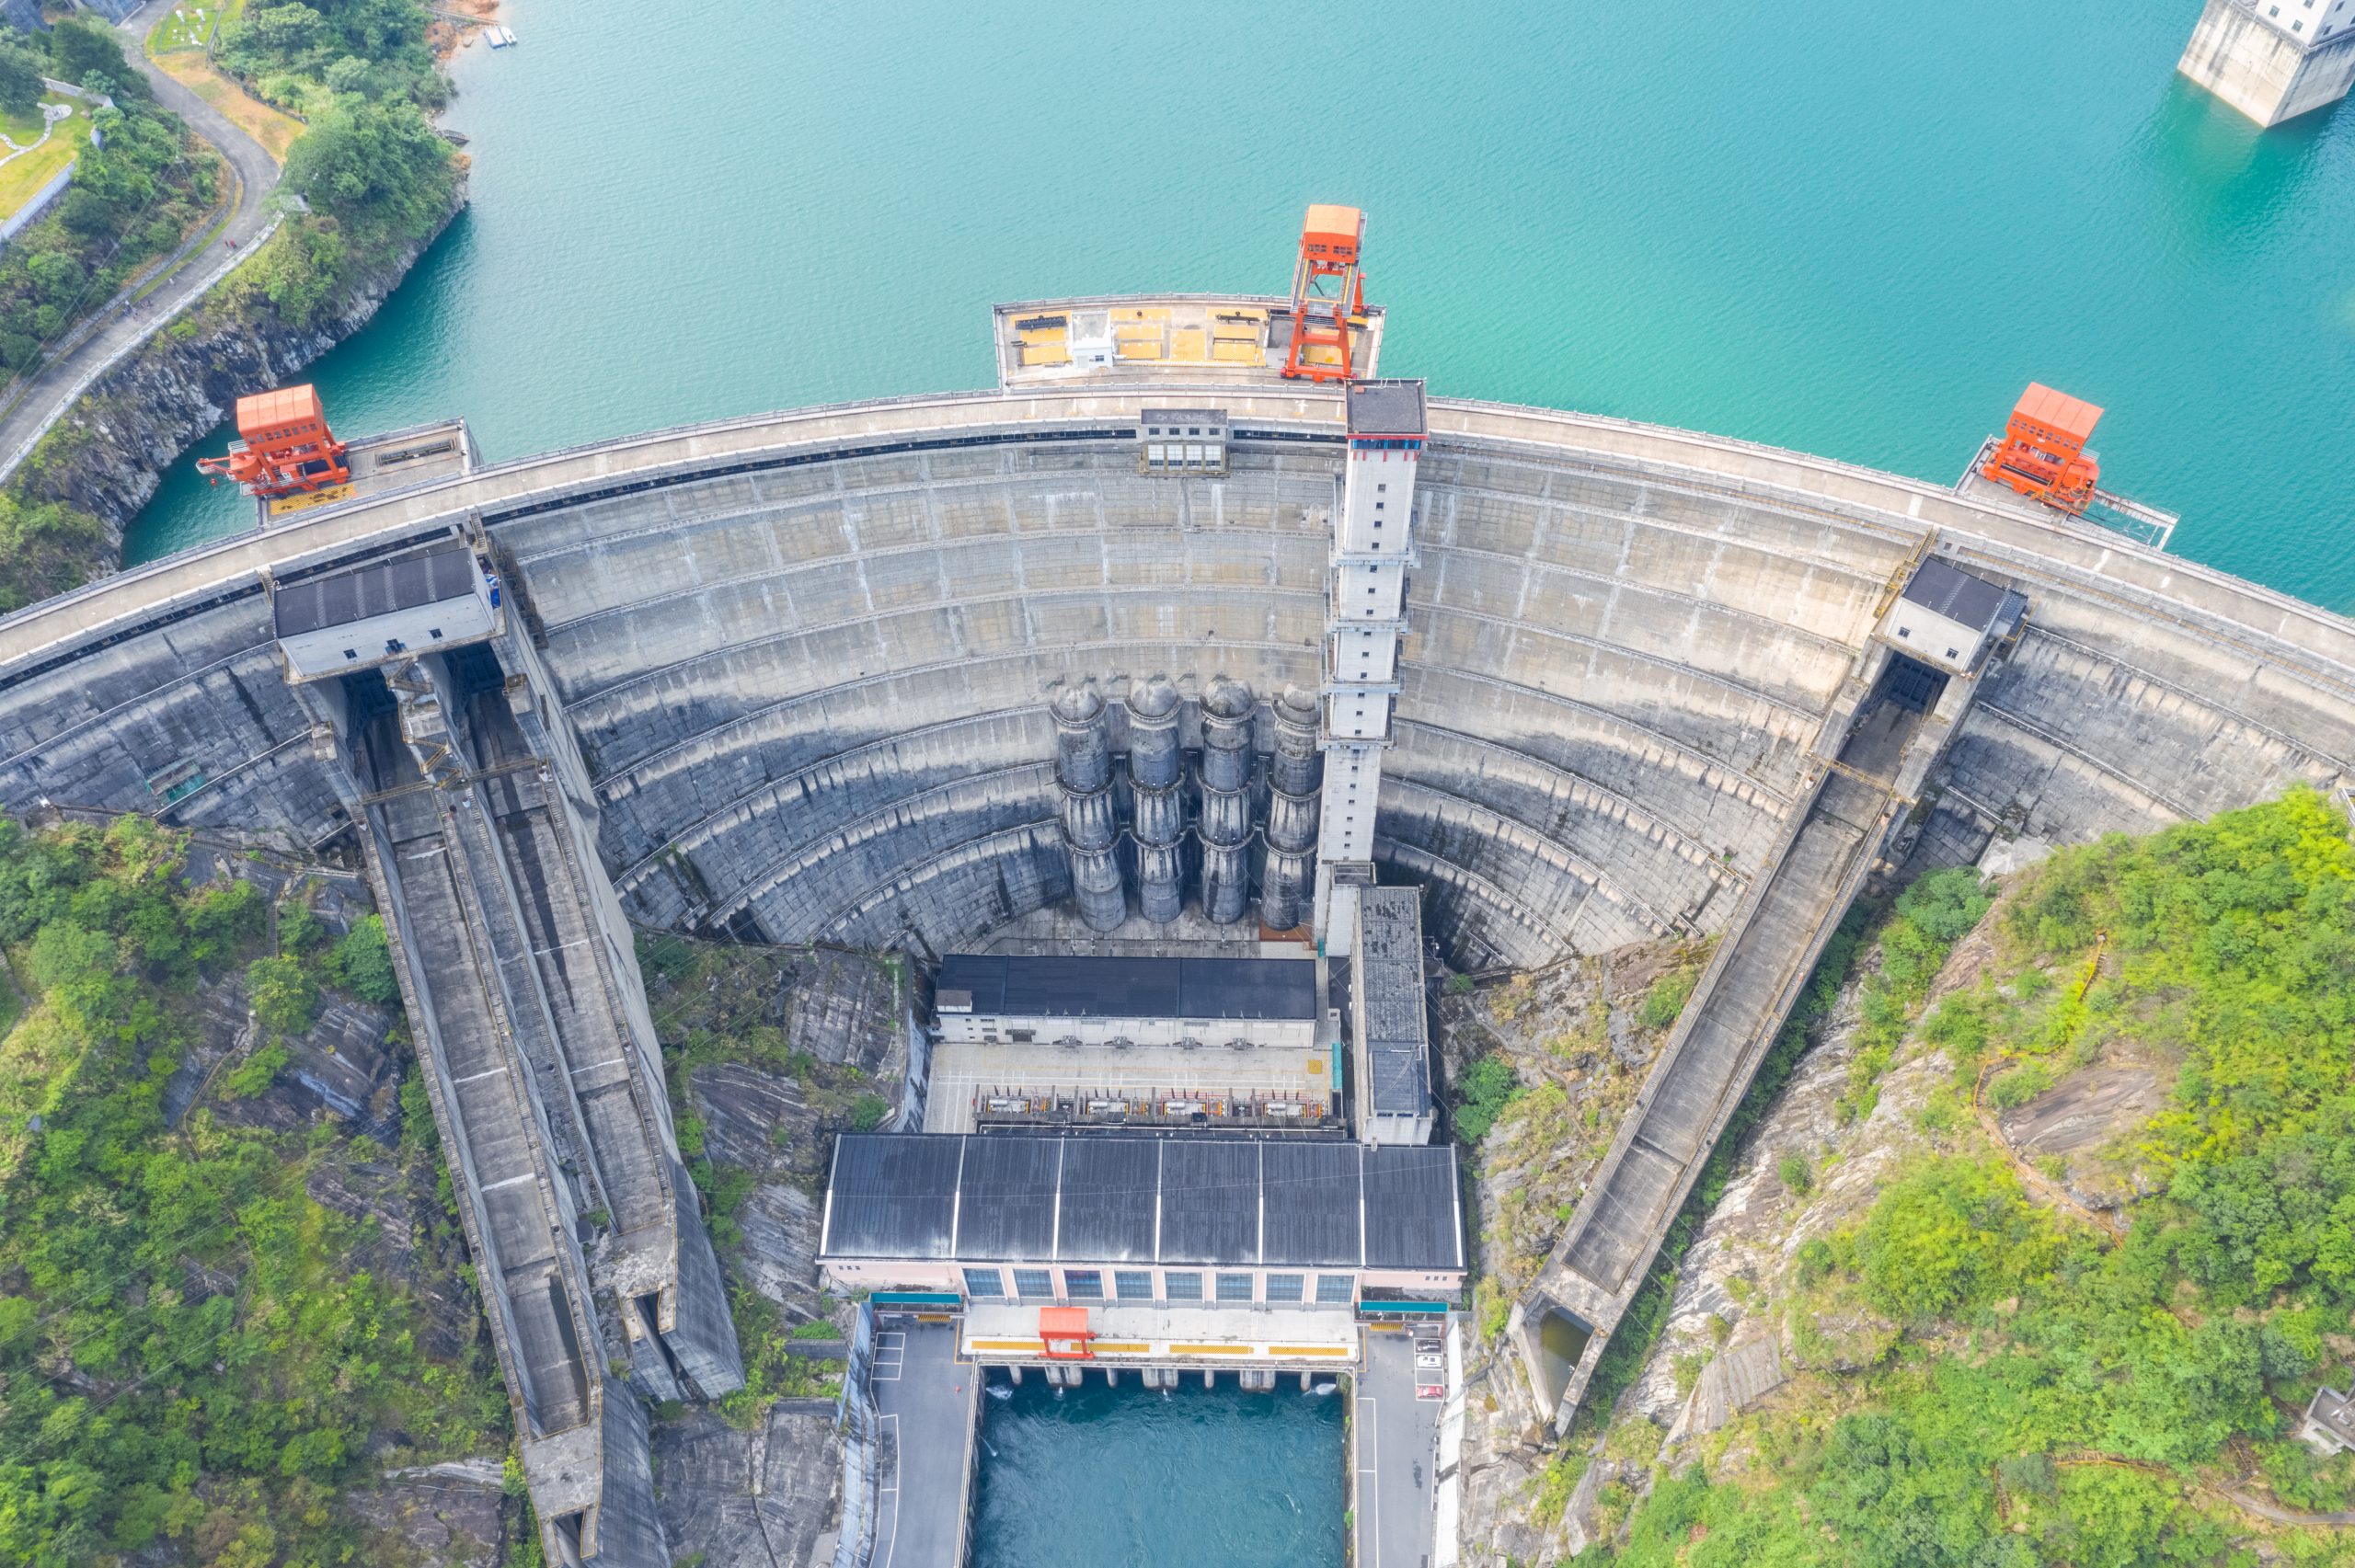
left=1511, top=559, right=2016, bottom=1435
left=335, top=648, right=740, bottom=1567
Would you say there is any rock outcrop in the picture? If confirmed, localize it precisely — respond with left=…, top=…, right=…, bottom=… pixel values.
left=1439, top=942, right=1693, bottom=1567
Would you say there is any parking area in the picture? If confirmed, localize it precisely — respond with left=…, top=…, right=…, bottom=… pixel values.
left=1354, top=1322, right=1444, bottom=1568
left=869, top=1319, right=977, bottom=1568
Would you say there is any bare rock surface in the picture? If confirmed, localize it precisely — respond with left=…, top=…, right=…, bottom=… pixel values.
left=1442, top=939, right=1697, bottom=1567
left=342, top=1458, right=509, bottom=1568
left=1999, top=1061, right=2163, bottom=1157
left=655, top=1402, right=845, bottom=1567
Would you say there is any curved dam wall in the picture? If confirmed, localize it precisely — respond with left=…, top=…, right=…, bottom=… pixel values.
left=1, top=390, right=2350, bottom=970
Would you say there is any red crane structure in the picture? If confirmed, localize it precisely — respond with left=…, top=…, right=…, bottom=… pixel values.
left=1281, top=203, right=1367, bottom=383
left=197, top=384, right=350, bottom=499
left=1980, top=383, right=2102, bottom=515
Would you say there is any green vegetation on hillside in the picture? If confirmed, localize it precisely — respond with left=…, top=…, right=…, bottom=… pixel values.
left=0, top=21, right=218, bottom=381
left=1580, top=790, right=2355, bottom=1565
left=0, top=816, right=500, bottom=1566
left=1453, top=1052, right=1523, bottom=1145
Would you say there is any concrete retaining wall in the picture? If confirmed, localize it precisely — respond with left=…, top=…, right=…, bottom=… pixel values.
left=0, top=166, right=75, bottom=246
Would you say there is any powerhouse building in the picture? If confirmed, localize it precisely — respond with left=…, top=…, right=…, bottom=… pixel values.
left=818, top=1133, right=1464, bottom=1368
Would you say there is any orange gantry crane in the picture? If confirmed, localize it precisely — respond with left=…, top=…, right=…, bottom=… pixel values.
left=1281, top=203, right=1367, bottom=383
left=196, top=383, right=350, bottom=499
left=1980, top=383, right=2102, bottom=515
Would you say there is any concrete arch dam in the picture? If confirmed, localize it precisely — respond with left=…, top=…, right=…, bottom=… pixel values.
left=2, top=386, right=2352, bottom=1501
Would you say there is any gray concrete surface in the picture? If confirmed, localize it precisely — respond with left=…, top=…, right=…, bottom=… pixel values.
left=1356, top=1327, right=1441, bottom=1568
left=869, top=1322, right=976, bottom=1568
left=349, top=639, right=741, bottom=1563
left=0, top=0, right=282, bottom=484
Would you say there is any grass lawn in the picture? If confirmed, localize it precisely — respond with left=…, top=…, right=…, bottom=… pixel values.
left=154, top=52, right=304, bottom=164
left=0, top=100, right=85, bottom=227
left=147, top=0, right=243, bottom=55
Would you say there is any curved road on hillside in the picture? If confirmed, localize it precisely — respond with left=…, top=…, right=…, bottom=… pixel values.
left=0, top=0, right=279, bottom=481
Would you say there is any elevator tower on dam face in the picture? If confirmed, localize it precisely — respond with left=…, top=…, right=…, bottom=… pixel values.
left=1315, top=378, right=1427, bottom=947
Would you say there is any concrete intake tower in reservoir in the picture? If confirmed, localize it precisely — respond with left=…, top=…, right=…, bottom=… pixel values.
left=4, top=229, right=2355, bottom=1552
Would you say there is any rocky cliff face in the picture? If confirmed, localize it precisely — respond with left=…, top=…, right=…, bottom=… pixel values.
left=1541, top=911, right=2001, bottom=1557
left=12, top=185, right=468, bottom=553
left=1438, top=942, right=1692, bottom=1567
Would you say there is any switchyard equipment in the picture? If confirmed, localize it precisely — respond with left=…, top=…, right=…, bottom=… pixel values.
left=197, top=383, right=350, bottom=499
left=1281, top=203, right=1368, bottom=383
left=1979, top=383, right=2102, bottom=513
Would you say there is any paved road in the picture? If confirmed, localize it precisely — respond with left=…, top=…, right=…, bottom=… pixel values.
left=870, top=1321, right=975, bottom=1568
left=0, top=0, right=281, bottom=480
left=1356, top=1327, right=1442, bottom=1568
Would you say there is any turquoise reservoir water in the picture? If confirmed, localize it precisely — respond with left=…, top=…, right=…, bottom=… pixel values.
left=969, top=1375, right=1345, bottom=1567
left=131, top=0, right=2355, bottom=613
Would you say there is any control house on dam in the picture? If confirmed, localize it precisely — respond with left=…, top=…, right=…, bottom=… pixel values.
left=3, top=207, right=2355, bottom=1562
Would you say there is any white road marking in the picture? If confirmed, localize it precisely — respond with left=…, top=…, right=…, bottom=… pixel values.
left=876, top=1411, right=903, bottom=1568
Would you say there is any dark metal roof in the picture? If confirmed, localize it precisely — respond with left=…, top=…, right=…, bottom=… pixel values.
left=273, top=545, right=478, bottom=636
left=1361, top=1144, right=1464, bottom=1270
left=1259, top=1139, right=1363, bottom=1265
left=1346, top=378, right=1427, bottom=437
left=1158, top=1139, right=1262, bottom=1264
left=821, top=1135, right=961, bottom=1259
left=935, top=954, right=1317, bottom=1023
left=1899, top=557, right=2009, bottom=633
left=819, top=1134, right=1463, bottom=1272
left=1054, top=1139, right=1160, bottom=1263
left=951, top=1137, right=1061, bottom=1260
left=1356, top=888, right=1432, bottom=1116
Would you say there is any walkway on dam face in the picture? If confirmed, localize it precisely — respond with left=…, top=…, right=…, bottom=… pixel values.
left=465, top=688, right=675, bottom=1279
left=356, top=715, right=599, bottom=1447
left=1523, top=685, right=1927, bottom=1426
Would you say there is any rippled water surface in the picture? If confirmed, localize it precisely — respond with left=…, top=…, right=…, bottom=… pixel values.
left=130, top=0, right=2355, bottom=613
left=969, top=1374, right=1344, bottom=1568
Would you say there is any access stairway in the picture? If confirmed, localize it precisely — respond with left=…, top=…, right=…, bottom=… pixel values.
left=345, top=648, right=740, bottom=1567
left=1513, top=613, right=1985, bottom=1432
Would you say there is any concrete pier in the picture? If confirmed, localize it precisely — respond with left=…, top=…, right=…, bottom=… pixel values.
left=2179, top=0, right=2355, bottom=125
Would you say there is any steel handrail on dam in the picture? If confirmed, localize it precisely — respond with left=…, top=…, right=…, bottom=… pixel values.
left=6, top=385, right=2355, bottom=700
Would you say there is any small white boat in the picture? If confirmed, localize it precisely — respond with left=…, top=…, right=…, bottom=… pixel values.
left=485, top=24, right=515, bottom=48
left=498, top=26, right=518, bottom=45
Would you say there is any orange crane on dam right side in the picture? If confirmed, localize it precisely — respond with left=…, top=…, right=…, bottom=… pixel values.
left=1968, top=382, right=2179, bottom=550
